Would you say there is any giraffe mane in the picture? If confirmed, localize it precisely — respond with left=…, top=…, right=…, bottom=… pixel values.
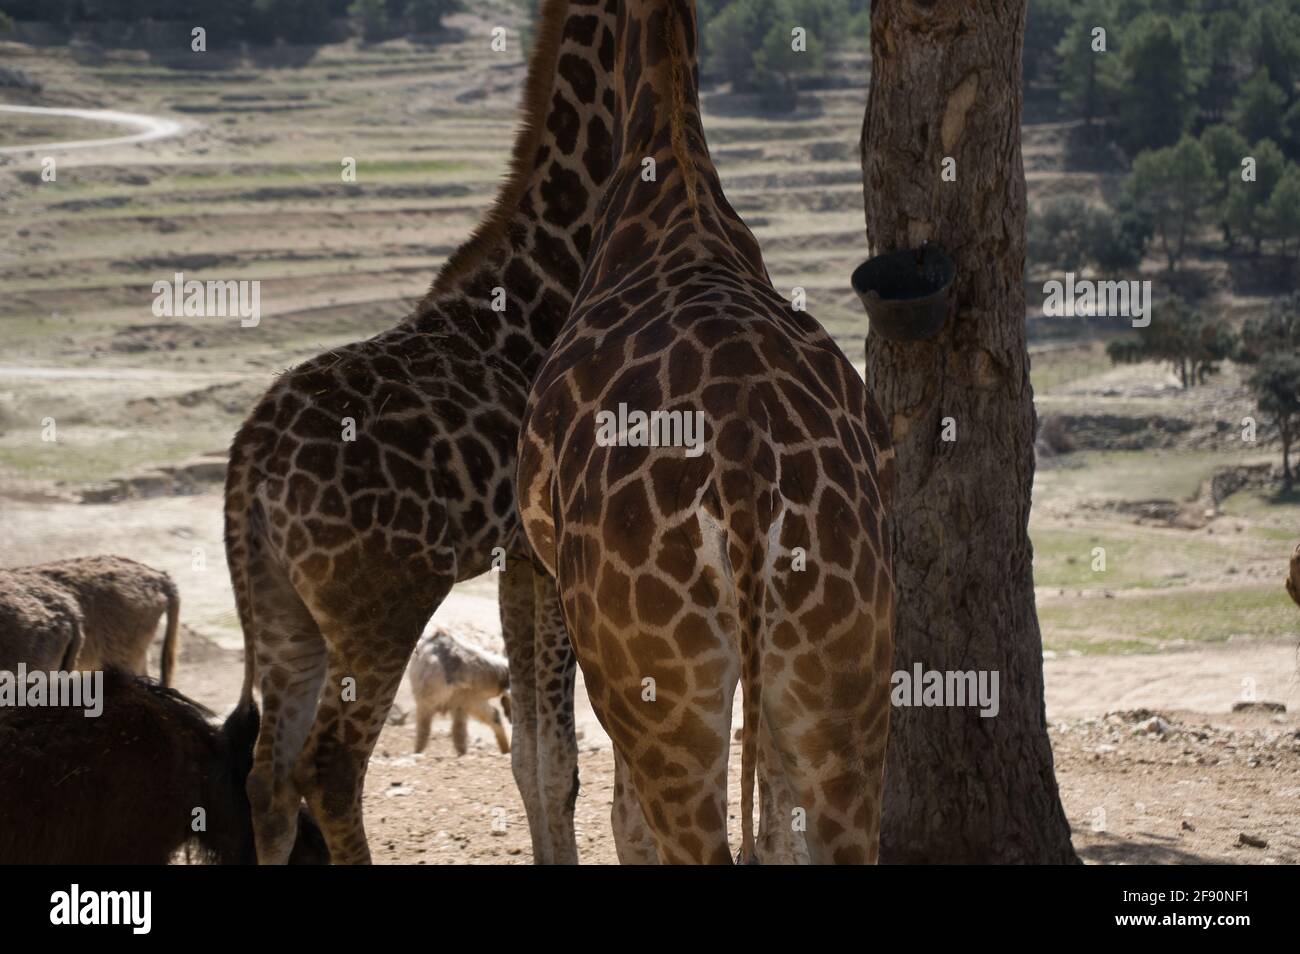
left=428, top=0, right=575, bottom=296
left=663, top=1, right=700, bottom=212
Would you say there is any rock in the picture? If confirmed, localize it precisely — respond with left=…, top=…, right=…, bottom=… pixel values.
left=176, top=455, right=228, bottom=483
left=1231, top=701, right=1286, bottom=714
left=122, top=470, right=175, bottom=498
left=0, top=67, right=41, bottom=93
left=79, top=481, right=128, bottom=504
left=1133, top=716, right=1171, bottom=737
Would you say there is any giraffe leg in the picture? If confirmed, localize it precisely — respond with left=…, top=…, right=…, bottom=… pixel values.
left=450, top=708, right=470, bottom=755
left=466, top=698, right=510, bottom=753
left=243, top=558, right=328, bottom=865
left=499, top=558, right=548, bottom=861
left=589, top=651, right=737, bottom=864
left=563, top=527, right=740, bottom=864
left=295, top=593, right=445, bottom=865
left=620, top=731, right=734, bottom=864
left=755, top=715, right=811, bottom=864
left=611, top=748, right=658, bottom=864
left=532, top=570, right=579, bottom=864
left=760, top=616, right=890, bottom=865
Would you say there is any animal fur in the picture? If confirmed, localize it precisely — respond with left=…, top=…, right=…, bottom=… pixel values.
left=0, top=555, right=181, bottom=685
left=0, top=667, right=328, bottom=865
left=408, top=627, right=512, bottom=755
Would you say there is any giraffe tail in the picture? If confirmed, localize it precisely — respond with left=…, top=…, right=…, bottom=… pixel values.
left=706, top=479, right=763, bottom=866
left=720, top=455, right=779, bottom=864
left=738, top=588, right=761, bottom=866
left=724, top=385, right=783, bottom=866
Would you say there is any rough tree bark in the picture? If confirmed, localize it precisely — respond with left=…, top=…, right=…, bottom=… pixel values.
left=859, top=0, right=1078, bottom=863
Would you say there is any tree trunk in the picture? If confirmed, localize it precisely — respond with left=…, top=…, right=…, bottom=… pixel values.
left=859, top=0, right=1077, bottom=863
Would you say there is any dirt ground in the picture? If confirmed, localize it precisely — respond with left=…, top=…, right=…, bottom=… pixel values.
left=6, top=488, right=1296, bottom=865
left=166, top=621, right=1300, bottom=866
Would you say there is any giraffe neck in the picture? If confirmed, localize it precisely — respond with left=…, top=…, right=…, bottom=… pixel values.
left=610, top=0, right=708, bottom=206
left=576, top=0, right=766, bottom=299
left=407, top=0, right=616, bottom=362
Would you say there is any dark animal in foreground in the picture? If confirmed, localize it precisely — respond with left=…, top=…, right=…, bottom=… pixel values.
left=0, top=668, right=328, bottom=864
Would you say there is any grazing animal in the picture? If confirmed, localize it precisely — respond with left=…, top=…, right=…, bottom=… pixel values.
left=0, top=555, right=181, bottom=685
left=1288, top=543, right=1300, bottom=609
left=223, top=0, right=617, bottom=864
left=518, top=0, right=895, bottom=864
left=0, top=668, right=328, bottom=865
left=408, top=627, right=512, bottom=755
left=0, top=572, right=83, bottom=673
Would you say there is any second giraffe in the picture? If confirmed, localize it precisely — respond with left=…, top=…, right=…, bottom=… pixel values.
left=520, top=0, right=896, bottom=863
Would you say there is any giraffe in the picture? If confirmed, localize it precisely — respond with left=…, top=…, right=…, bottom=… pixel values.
left=223, top=0, right=617, bottom=864
left=518, top=0, right=896, bottom=864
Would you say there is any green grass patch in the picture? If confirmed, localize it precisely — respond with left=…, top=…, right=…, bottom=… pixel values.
left=22, top=158, right=482, bottom=205
left=1030, top=343, right=1112, bottom=393
left=1038, top=585, right=1299, bottom=654
left=163, top=158, right=477, bottom=189
left=1034, top=450, right=1245, bottom=503
left=1030, top=525, right=1236, bottom=589
left=1219, top=485, right=1300, bottom=525
left=0, top=428, right=224, bottom=486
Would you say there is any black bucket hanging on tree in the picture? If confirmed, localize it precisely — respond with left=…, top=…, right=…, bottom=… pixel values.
left=850, top=243, right=955, bottom=341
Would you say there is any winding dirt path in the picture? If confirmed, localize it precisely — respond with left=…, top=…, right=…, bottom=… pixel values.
left=0, top=104, right=186, bottom=155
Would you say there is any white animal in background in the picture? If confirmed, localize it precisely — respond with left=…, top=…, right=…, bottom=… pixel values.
left=407, top=627, right=511, bottom=755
